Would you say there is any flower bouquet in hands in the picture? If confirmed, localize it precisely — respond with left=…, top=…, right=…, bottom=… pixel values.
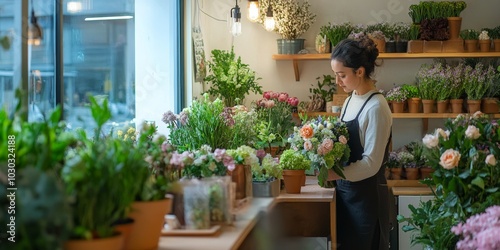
left=288, top=116, right=350, bottom=188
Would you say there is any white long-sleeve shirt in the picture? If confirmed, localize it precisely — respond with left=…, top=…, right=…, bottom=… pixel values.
left=340, top=89, right=393, bottom=182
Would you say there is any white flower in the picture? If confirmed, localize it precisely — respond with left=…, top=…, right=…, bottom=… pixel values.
left=472, top=111, right=484, bottom=119
left=465, top=125, right=481, bottom=139
left=435, top=128, right=449, bottom=140
left=485, top=154, right=497, bottom=166
left=422, top=134, right=439, bottom=148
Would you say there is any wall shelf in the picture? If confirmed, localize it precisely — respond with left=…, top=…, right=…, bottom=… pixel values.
left=272, top=52, right=500, bottom=81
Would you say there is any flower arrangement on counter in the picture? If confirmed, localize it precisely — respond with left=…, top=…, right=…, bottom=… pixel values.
left=252, top=149, right=282, bottom=182
left=170, top=144, right=235, bottom=179
left=398, top=112, right=500, bottom=249
left=253, top=91, right=299, bottom=151
left=288, top=115, right=350, bottom=188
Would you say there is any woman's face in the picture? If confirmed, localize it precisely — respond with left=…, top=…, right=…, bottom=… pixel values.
left=330, top=59, right=362, bottom=93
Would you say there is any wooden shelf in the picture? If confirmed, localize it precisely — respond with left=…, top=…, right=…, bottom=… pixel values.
left=272, top=52, right=500, bottom=81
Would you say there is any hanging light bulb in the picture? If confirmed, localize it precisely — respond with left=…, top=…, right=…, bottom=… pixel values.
left=264, top=5, right=275, bottom=32
left=247, top=0, right=259, bottom=22
left=27, top=0, right=43, bottom=46
left=230, top=0, right=242, bottom=36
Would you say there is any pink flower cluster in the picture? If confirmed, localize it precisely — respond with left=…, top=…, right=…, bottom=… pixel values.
left=452, top=205, right=500, bottom=250
left=257, top=91, right=299, bottom=108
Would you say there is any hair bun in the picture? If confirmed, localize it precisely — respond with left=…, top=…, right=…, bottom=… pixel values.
left=358, top=37, right=379, bottom=63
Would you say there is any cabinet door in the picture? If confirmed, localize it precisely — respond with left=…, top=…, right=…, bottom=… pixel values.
left=398, top=195, right=434, bottom=250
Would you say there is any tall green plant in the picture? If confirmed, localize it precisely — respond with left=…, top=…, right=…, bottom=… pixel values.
left=203, top=48, right=262, bottom=107
left=320, top=22, right=354, bottom=48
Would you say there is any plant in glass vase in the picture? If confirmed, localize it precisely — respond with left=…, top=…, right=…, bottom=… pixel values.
left=288, top=116, right=350, bottom=188
left=203, top=48, right=262, bottom=107
left=253, top=91, right=299, bottom=155
left=398, top=112, right=500, bottom=249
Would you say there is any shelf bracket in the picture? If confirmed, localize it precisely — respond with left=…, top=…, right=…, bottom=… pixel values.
left=292, top=59, right=300, bottom=81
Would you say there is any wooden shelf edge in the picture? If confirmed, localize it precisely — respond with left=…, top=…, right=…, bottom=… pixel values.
left=293, top=112, right=500, bottom=119
left=272, top=52, right=500, bottom=60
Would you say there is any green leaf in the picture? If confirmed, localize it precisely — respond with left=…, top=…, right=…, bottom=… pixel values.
left=471, top=176, right=485, bottom=190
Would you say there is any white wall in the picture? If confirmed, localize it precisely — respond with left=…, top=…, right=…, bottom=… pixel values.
left=191, top=0, right=500, bottom=148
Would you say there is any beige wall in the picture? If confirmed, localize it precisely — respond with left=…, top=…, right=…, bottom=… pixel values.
left=190, top=0, right=500, bottom=148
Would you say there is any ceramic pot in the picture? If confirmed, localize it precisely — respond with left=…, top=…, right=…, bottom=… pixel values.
left=421, top=99, right=435, bottom=113
left=405, top=168, right=420, bottom=180
left=420, top=168, right=435, bottom=180
left=450, top=99, right=464, bottom=113
left=467, top=99, right=482, bottom=114
left=392, top=101, right=405, bottom=113
left=494, top=39, right=500, bottom=52
left=464, top=40, right=478, bottom=52
left=481, top=98, right=499, bottom=114
left=65, top=233, right=123, bottom=250
left=408, top=98, right=421, bottom=113
left=277, top=39, right=305, bottom=54
left=436, top=100, right=449, bottom=113
left=447, top=17, right=462, bottom=40
left=479, top=40, right=491, bottom=52
left=390, top=168, right=402, bottom=180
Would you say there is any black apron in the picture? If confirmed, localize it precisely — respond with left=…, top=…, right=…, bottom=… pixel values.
left=335, top=92, right=390, bottom=250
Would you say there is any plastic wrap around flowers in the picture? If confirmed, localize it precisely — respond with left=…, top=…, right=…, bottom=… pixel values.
left=288, top=116, right=350, bottom=188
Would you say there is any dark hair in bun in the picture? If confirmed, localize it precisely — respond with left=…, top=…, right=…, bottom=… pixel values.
left=330, top=37, right=380, bottom=78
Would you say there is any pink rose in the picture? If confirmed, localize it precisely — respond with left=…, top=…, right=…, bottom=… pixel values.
left=465, top=125, right=481, bottom=140
left=322, top=138, right=334, bottom=153
left=263, top=91, right=272, bottom=100
left=304, top=140, right=313, bottom=151
left=439, top=149, right=461, bottom=170
left=271, top=91, right=280, bottom=99
left=288, top=97, right=299, bottom=107
left=339, top=135, right=347, bottom=145
left=265, top=100, right=275, bottom=108
left=278, top=92, right=289, bottom=102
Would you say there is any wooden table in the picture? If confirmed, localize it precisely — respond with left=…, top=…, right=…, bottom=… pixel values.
left=158, top=176, right=337, bottom=250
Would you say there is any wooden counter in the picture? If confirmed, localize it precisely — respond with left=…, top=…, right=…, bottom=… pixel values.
left=392, top=186, right=434, bottom=196
left=158, top=176, right=336, bottom=250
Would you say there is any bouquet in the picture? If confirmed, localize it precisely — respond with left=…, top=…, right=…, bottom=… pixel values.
left=288, top=116, right=350, bottom=188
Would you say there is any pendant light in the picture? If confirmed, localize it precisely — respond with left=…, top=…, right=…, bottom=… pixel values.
left=264, top=4, right=275, bottom=32
left=27, top=0, right=43, bottom=46
left=230, top=0, right=242, bottom=36
left=247, top=0, right=259, bottom=22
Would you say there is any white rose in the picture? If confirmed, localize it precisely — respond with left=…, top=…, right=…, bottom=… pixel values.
left=472, top=111, right=484, bottom=119
left=422, top=134, right=439, bottom=148
left=465, top=125, right=481, bottom=140
left=439, top=149, right=461, bottom=170
left=485, top=154, right=497, bottom=166
left=435, top=128, right=449, bottom=140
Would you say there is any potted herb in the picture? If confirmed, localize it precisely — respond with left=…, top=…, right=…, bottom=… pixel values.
left=279, top=149, right=311, bottom=194
left=460, top=29, right=479, bottom=52
left=309, top=74, right=337, bottom=112
left=463, top=63, right=491, bottom=113
left=320, top=22, right=354, bottom=49
left=447, top=1, right=467, bottom=40
left=258, top=0, right=316, bottom=54
left=385, top=85, right=408, bottom=113
left=203, top=48, right=262, bottom=107
left=401, top=84, right=420, bottom=113
left=491, top=25, right=500, bottom=52
left=415, top=63, right=442, bottom=113
left=478, top=30, right=491, bottom=52
left=252, top=150, right=283, bottom=197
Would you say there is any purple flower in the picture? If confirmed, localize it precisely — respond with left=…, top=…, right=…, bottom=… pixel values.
left=162, top=110, right=177, bottom=124
left=220, top=107, right=235, bottom=126
left=256, top=149, right=266, bottom=159
left=178, top=111, right=189, bottom=125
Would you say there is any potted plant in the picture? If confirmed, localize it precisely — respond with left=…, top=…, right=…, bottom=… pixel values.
left=252, top=150, right=283, bottom=197
left=63, top=97, right=149, bottom=250
left=0, top=103, right=75, bottom=250
left=392, top=22, right=410, bottom=52
left=407, top=24, right=422, bottom=53
left=385, top=151, right=402, bottom=180
left=480, top=64, right=500, bottom=114
left=446, top=1, right=467, bottom=40
left=253, top=91, right=298, bottom=155
left=449, top=63, right=466, bottom=113
left=460, top=29, right=480, bottom=52
left=463, top=63, right=491, bottom=113
left=385, top=85, right=408, bottom=113
left=401, top=84, right=420, bottom=113
left=203, top=48, right=262, bottom=107
left=226, top=145, right=259, bottom=200
left=491, top=25, right=500, bottom=52
left=258, top=0, right=316, bottom=54
left=478, top=30, right=491, bottom=52
left=320, top=22, right=354, bottom=49
left=415, top=63, right=444, bottom=113
left=278, top=149, right=311, bottom=193
left=309, top=74, right=337, bottom=112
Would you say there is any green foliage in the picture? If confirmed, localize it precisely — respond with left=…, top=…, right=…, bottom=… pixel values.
left=398, top=114, right=500, bottom=248
left=310, top=75, right=336, bottom=102
left=252, top=153, right=283, bottom=182
left=408, top=24, right=420, bottom=40
left=279, top=149, right=311, bottom=170
left=320, top=22, right=354, bottom=47
left=401, top=84, right=419, bottom=99
left=203, top=48, right=262, bottom=107
left=460, top=29, right=479, bottom=40
left=409, top=1, right=467, bottom=24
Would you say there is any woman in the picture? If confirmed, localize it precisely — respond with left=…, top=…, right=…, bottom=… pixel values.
left=328, top=37, right=392, bottom=250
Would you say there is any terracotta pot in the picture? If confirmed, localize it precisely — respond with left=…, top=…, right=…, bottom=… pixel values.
left=282, top=169, right=305, bottom=194
left=481, top=98, right=499, bottom=114
left=301, top=172, right=306, bottom=186
left=405, top=168, right=420, bottom=180
left=113, top=218, right=134, bottom=249
left=494, top=39, right=500, bottom=52
left=230, top=164, right=252, bottom=200
left=390, top=168, right=402, bottom=180
left=372, top=38, right=386, bottom=53
left=447, top=17, right=462, bottom=40
left=407, top=40, right=423, bottom=53
left=479, top=40, right=491, bottom=52
left=420, top=167, right=435, bottom=180
left=408, top=98, right=421, bottom=113
left=126, top=198, right=172, bottom=250
left=436, top=100, right=449, bottom=113
left=467, top=99, right=482, bottom=114
left=65, top=233, right=124, bottom=250
left=392, top=101, right=405, bottom=113
left=450, top=99, right=464, bottom=113
left=464, top=40, right=478, bottom=52
left=423, top=40, right=443, bottom=53
left=421, top=99, right=435, bottom=113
